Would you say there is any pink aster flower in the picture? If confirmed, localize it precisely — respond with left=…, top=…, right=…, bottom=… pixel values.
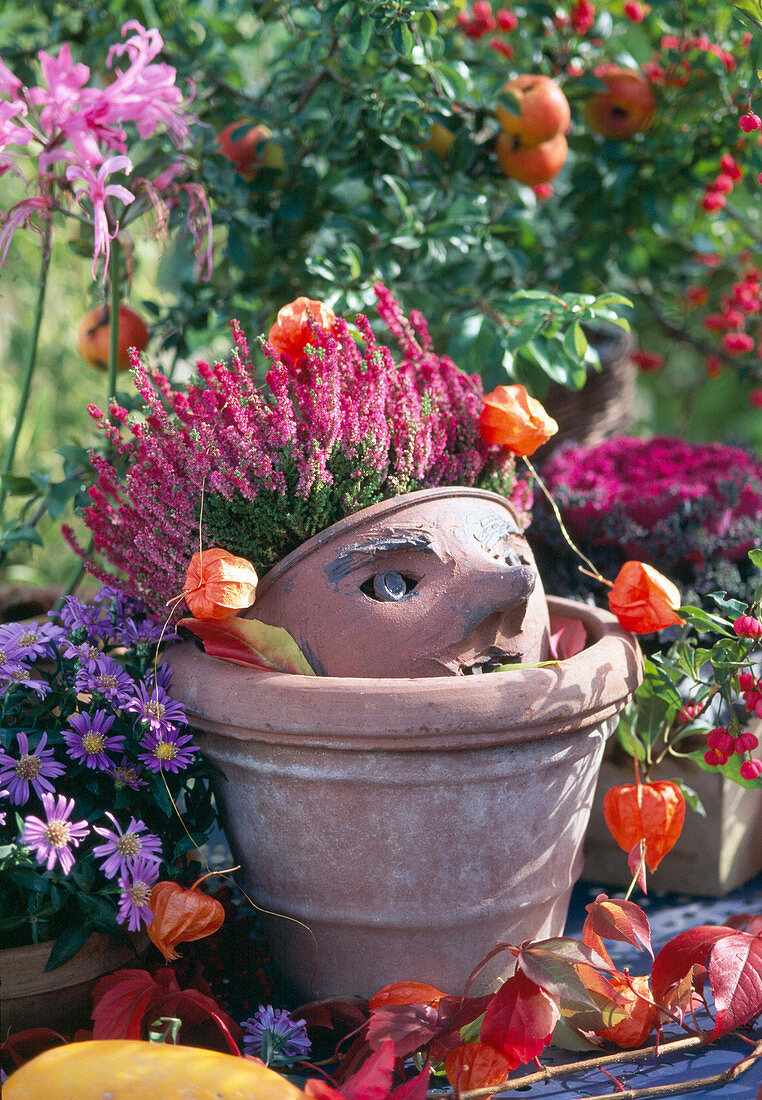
left=117, top=855, right=160, bottom=930
left=65, top=155, right=135, bottom=277
left=92, top=811, right=162, bottom=879
left=0, top=731, right=65, bottom=806
left=22, top=792, right=90, bottom=875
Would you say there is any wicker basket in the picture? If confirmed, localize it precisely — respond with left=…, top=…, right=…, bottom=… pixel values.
left=542, top=324, right=635, bottom=454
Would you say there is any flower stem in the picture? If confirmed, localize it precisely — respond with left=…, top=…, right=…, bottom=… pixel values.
left=0, top=217, right=52, bottom=530
left=522, top=456, right=609, bottom=584
left=107, top=235, right=121, bottom=415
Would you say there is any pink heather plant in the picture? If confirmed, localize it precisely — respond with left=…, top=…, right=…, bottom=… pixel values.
left=0, top=21, right=210, bottom=279
left=69, top=285, right=528, bottom=617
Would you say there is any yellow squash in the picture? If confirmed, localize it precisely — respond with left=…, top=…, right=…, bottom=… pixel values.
left=4, top=1039, right=309, bottom=1100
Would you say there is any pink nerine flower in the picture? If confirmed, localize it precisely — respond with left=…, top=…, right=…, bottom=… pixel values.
left=0, top=196, right=51, bottom=266
left=66, top=156, right=135, bottom=277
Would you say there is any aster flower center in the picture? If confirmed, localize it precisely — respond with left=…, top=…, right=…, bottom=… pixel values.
left=16, top=753, right=41, bottom=780
left=19, top=630, right=38, bottom=646
left=154, top=741, right=178, bottom=761
left=88, top=646, right=100, bottom=660
left=82, top=732, right=106, bottom=755
left=45, top=819, right=71, bottom=849
left=98, top=674, right=118, bottom=691
left=117, top=833, right=142, bottom=857
left=0, top=646, right=6, bottom=663
left=11, top=668, right=30, bottom=682
left=129, top=880, right=152, bottom=906
left=145, top=700, right=165, bottom=720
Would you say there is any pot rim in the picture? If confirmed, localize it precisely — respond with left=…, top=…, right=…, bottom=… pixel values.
left=254, top=485, right=524, bottom=600
left=167, top=595, right=643, bottom=752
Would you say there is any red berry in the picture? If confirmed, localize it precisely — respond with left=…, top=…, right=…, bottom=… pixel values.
left=712, top=173, right=735, bottom=193
left=734, top=614, right=762, bottom=637
left=632, top=350, right=664, bottom=373
left=722, top=308, right=745, bottom=328
left=678, top=702, right=700, bottom=722
left=571, top=0, right=595, bottom=35
left=489, top=37, right=515, bottom=57
left=723, top=331, right=755, bottom=353
left=739, top=112, right=761, bottom=132
left=750, top=388, right=762, bottom=408
left=496, top=8, right=518, bottom=30
left=624, top=1, right=645, bottom=21
left=706, top=728, right=735, bottom=755
left=735, top=732, right=760, bottom=754
left=740, top=759, right=762, bottom=780
left=473, top=0, right=493, bottom=17
left=739, top=671, right=756, bottom=691
left=720, top=153, right=743, bottom=180
left=706, top=355, right=722, bottom=378
left=704, top=748, right=729, bottom=767
left=701, top=191, right=726, bottom=212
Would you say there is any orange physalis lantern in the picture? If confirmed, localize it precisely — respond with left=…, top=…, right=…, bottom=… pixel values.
left=147, top=877, right=226, bottom=961
left=594, top=973, right=659, bottom=1049
left=267, top=297, right=336, bottom=363
left=607, top=561, right=684, bottom=634
left=479, top=384, right=559, bottom=456
left=182, top=548, right=258, bottom=621
left=602, top=780, right=686, bottom=873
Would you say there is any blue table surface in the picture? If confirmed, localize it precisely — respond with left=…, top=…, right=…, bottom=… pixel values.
left=486, top=874, right=762, bottom=1099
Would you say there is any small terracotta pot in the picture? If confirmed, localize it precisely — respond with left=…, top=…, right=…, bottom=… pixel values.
left=169, top=576, right=641, bottom=999
left=0, top=932, right=147, bottom=1036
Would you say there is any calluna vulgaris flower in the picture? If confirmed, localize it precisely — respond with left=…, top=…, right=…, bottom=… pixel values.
left=70, top=284, right=527, bottom=617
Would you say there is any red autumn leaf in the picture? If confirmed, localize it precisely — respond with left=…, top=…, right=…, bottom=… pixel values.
left=480, top=970, right=560, bottom=1067
left=517, top=938, right=609, bottom=1007
left=584, top=894, right=653, bottom=959
left=0, top=1027, right=68, bottom=1070
left=602, top=780, right=686, bottom=872
left=428, top=994, right=494, bottom=1063
left=295, top=998, right=369, bottom=1033
left=304, top=1039, right=428, bottom=1100
left=548, top=615, right=587, bottom=660
left=651, top=925, right=739, bottom=1005
left=388, top=1065, right=431, bottom=1100
left=562, top=964, right=629, bottom=1033
left=91, top=968, right=160, bottom=1039
left=463, top=941, right=517, bottom=997
left=593, top=974, right=659, bottom=1049
left=445, top=1042, right=514, bottom=1098
left=726, top=913, right=762, bottom=937
left=366, top=1003, right=440, bottom=1058
left=91, top=966, right=240, bottom=1053
left=369, top=981, right=445, bottom=1010
left=708, top=932, right=762, bottom=1039
left=608, top=560, right=685, bottom=633
left=178, top=615, right=315, bottom=675
left=661, top=965, right=706, bottom=1026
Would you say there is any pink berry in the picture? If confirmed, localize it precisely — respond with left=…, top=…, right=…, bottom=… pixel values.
left=733, top=615, right=762, bottom=637
left=678, top=702, right=700, bottom=722
left=739, top=671, right=756, bottom=690
left=705, top=748, right=729, bottom=767
left=739, top=112, right=761, bottom=132
left=720, top=153, right=743, bottom=180
left=736, top=732, right=760, bottom=754
left=489, top=37, right=515, bottom=57
left=750, top=388, right=762, bottom=408
left=723, top=331, right=755, bottom=353
left=532, top=182, right=554, bottom=200
left=740, top=759, right=762, bottom=780
left=473, top=0, right=493, bottom=17
left=712, top=173, right=735, bottom=194
left=706, top=728, right=736, bottom=755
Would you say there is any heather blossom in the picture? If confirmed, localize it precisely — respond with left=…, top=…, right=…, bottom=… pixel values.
left=71, top=285, right=524, bottom=616
left=92, top=811, right=162, bottom=879
left=22, top=793, right=90, bottom=875
left=0, top=732, right=65, bottom=805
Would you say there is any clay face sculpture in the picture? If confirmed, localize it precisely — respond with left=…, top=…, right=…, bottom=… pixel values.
left=248, top=487, right=551, bottom=677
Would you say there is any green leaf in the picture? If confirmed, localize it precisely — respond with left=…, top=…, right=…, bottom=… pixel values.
left=0, top=474, right=39, bottom=494
left=418, top=10, right=437, bottom=34
left=749, top=548, right=762, bottom=569
left=679, top=607, right=734, bottom=636
left=564, top=322, right=588, bottom=361
left=672, top=781, right=706, bottom=817
left=392, top=20, right=414, bottom=56
left=44, top=922, right=93, bottom=971
left=730, top=0, right=762, bottom=30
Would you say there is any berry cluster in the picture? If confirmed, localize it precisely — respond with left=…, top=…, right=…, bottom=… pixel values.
left=456, top=1, right=518, bottom=57
left=704, top=724, right=761, bottom=779
left=570, top=0, right=595, bottom=36
left=701, top=153, right=743, bottom=214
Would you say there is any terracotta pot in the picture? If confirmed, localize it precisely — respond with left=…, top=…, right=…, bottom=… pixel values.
left=169, top=503, right=641, bottom=1000
left=248, top=487, right=551, bottom=678
left=0, top=932, right=147, bottom=1036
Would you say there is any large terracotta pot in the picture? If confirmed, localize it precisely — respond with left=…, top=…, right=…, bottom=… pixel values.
left=168, top=491, right=642, bottom=1001
left=0, top=932, right=147, bottom=1036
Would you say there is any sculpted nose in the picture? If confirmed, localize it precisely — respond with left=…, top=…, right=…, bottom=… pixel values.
left=469, top=562, right=537, bottom=618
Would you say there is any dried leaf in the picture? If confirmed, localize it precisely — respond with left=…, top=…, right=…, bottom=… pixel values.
left=178, top=616, right=315, bottom=675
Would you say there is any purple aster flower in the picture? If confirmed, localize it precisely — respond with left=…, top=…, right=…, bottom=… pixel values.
left=0, top=620, right=64, bottom=660
left=0, top=662, right=49, bottom=699
left=108, top=756, right=147, bottom=791
left=117, top=616, right=174, bottom=648
left=147, top=662, right=175, bottom=692
left=0, top=629, right=26, bottom=666
left=138, top=728, right=198, bottom=773
left=22, top=792, right=90, bottom=875
left=0, top=732, right=66, bottom=805
left=63, top=710, right=125, bottom=770
left=124, top=680, right=187, bottom=735
left=55, top=595, right=108, bottom=639
left=94, top=584, right=149, bottom=620
left=59, top=638, right=104, bottom=668
left=0, top=787, right=8, bottom=826
left=74, top=655, right=134, bottom=706
left=241, top=1005, right=311, bottom=1066
left=117, top=856, right=160, bottom=930
left=92, top=811, right=162, bottom=879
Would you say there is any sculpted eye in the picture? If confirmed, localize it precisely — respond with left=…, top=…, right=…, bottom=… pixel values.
left=361, top=570, right=418, bottom=602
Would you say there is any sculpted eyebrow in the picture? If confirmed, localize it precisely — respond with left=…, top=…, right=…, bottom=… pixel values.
left=325, top=532, right=434, bottom=582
